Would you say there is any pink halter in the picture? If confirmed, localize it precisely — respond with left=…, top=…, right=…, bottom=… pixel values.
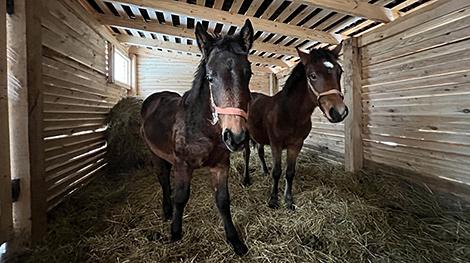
left=307, top=80, right=344, bottom=101
left=214, top=106, right=248, bottom=120
left=209, top=86, right=248, bottom=125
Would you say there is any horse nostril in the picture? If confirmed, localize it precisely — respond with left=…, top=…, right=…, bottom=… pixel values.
left=232, top=131, right=246, bottom=146
left=223, top=129, right=232, bottom=145
left=329, top=108, right=342, bottom=122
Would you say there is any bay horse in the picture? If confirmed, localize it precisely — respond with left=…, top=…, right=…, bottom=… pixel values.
left=141, top=20, right=254, bottom=255
left=243, top=45, right=348, bottom=210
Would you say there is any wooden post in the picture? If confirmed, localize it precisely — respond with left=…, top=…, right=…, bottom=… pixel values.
left=130, top=53, right=138, bottom=96
left=27, top=0, right=47, bottom=243
left=7, top=0, right=46, bottom=249
left=0, top=0, right=13, bottom=246
left=343, top=37, right=363, bottom=172
left=269, top=73, right=278, bottom=95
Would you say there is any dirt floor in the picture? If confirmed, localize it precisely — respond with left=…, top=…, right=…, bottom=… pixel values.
left=18, top=151, right=470, bottom=263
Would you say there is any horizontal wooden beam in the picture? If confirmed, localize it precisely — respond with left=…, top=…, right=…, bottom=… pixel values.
left=118, top=35, right=288, bottom=68
left=110, top=0, right=342, bottom=44
left=296, top=0, right=398, bottom=23
left=96, top=13, right=299, bottom=57
left=130, top=47, right=274, bottom=74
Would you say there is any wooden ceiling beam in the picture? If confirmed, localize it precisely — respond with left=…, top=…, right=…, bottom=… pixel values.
left=295, top=0, right=398, bottom=23
left=117, top=35, right=288, bottom=68
left=95, top=13, right=299, bottom=57
left=109, top=0, right=342, bottom=44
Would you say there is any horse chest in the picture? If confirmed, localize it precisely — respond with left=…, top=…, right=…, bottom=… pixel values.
left=173, top=125, right=223, bottom=168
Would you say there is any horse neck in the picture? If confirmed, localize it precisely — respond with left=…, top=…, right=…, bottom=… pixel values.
left=185, top=82, right=215, bottom=133
left=281, top=74, right=316, bottom=119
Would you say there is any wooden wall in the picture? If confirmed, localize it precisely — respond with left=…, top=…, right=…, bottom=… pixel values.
left=41, top=0, right=126, bottom=210
left=136, top=55, right=270, bottom=98
left=359, top=0, right=470, bottom=186
left=137, top=55, right=195, bottom=97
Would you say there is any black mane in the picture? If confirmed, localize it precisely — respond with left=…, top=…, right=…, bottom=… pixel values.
left=283, top=48, right=339, bottom=94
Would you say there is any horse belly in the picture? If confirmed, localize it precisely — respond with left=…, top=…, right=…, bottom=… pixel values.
left=142, top=93, right=180, bottom=164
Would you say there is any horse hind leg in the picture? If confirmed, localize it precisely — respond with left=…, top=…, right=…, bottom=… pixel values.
left=257, top=144, right=269, bottom=176
left=268, top=145, right=282, bottom=209
left=153, top=156, right=173, bottom=221
left=242, top=138, right=251, bottom=187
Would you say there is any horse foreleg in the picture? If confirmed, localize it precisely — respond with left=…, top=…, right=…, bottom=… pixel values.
left=171, top=163, right=192, bottom=242
left=285, top=144, right=301, bottom=211
left=242, top=138, right=251, bottom=186
left=156, top=158, right=173, bottom=221
left=268, top=145, right=282, bottom=209
left=257, top=144, right=269, bottom=176
left=211, top=163, right=248, bottom=255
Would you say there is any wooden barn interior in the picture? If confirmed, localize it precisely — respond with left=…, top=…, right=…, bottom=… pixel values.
left=1, top=0, right=469, bottom=261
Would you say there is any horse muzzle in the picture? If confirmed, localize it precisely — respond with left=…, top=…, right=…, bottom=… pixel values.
left=222, top=128, right=247, bottom=152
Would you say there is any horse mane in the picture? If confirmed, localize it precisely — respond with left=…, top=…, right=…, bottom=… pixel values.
left=283, top=48, right=339, bottom=94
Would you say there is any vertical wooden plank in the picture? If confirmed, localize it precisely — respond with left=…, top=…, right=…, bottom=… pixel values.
left=343, top=37, right=363, bottom=172
left=8, top=0, right=46, bottom=246
left=107, top=42, right=114, bottom=83
left=269, top=73, right=278, bottom=95
left=0, top=0, right=13, bottom=245
left=130, top=53, right=138, bottom=96
left=27, top=0, right=47, bottom=243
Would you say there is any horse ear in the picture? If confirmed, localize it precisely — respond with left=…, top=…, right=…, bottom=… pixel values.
left=195, top=22, right=214, bottom=57
left=332, top=42, right=342, bottom=57
left=239, top=19, right=254, bottom=52
left=296, top=48, right=310, bottom=65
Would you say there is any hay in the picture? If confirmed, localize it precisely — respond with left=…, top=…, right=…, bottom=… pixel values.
left=106, top=97, right=152, bottom=172
left=18, top=150, right=470, bottom=263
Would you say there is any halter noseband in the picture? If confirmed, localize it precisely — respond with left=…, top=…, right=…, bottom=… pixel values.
left=307, top=81, right=344, bottom=102
left=209, top=86, right=248, bottom=125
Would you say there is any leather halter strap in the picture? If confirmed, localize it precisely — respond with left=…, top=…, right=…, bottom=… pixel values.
left=317, top=89, right=344, bottom=101
left=208, top=86, right=248, bottom=125
left=307, top=80, right=343, bottom=101
left=214, top=106, right=248, bottom=120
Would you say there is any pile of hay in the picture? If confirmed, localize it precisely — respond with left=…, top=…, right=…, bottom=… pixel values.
left=19, top=150, right=470, bottom=263
left=106, top=97, right=152, bottom=172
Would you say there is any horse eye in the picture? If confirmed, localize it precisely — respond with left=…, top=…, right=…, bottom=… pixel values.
left=309, top=73, right=317, bottom=81
left=206, top=75, right=213, bottom=82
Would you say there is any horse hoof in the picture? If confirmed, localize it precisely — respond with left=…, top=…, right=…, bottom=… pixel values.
left=242, top=178, right=252, bottom=187
left=232, top=241, right=249, bottom=256
left=268, top=198, right=279, bottom=209
left=171, top=231, right=182, bottom=242
left=163, top=210, right=173, bottom=221
left=286, top=202, right=295, bottom=211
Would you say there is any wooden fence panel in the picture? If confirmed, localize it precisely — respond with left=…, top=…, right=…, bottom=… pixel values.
left=360, top=1, right=470, bottom=186
left=41, top=0, right=126, bottom=211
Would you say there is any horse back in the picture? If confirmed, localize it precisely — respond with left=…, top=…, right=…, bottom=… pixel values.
left=141, top=91, right=181, bottom=164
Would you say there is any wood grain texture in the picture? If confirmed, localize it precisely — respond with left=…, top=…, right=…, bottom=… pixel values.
left=40, top=0, right=126, bottom=212
left=0, top=0, right=12, bottom=245
left=360, top=3, right=470, bottom=186
left=343, top=37, right=363, bottom=172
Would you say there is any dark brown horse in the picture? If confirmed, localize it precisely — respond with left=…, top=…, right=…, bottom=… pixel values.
left=243, top=45, right=348, bottom=210
left=141, top=20, right=254, bottom=255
